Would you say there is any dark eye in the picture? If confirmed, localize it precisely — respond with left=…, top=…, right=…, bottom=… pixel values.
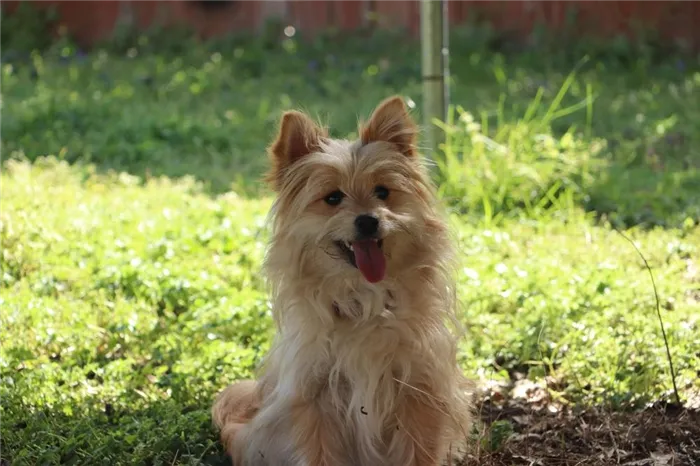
left=324, top=190, right=345, bottom=206
left=374, top=185, right=390, bottom=201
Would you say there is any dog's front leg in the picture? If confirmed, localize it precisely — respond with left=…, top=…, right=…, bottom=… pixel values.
left=390, top=394, right=450, bottom=466
left=286, top=396, right=352, bottom=466
left=212, top=382, right=261, bottom=447
left=232, top=395, right=351, bottom=466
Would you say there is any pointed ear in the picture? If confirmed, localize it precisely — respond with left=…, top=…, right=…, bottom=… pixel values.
left=360, top=96, right=418, bottom=157
left=265, top=110, right=327, bottom=190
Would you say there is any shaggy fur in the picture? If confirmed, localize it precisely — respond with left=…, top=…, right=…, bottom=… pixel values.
left=212, top=96, right=473, bottom=466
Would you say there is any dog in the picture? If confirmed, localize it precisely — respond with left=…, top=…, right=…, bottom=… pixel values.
left=212, top=96, right=473, bottom=466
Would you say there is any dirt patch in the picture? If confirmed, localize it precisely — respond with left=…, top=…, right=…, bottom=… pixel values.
left=460, top=399, right=700, bottom=466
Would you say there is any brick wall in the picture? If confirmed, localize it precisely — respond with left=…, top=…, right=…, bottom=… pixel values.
left=3, top=1, right=699, bottom=49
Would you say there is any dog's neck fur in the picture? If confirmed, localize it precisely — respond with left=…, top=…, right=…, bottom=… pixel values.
left=254, top=255, right=462, bottom=463
left=332, top=289, right=396, bottom=319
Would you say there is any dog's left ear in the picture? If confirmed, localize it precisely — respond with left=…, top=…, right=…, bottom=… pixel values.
left=266, top=110, right=328, bottom=191
left=360, top=96, right=418, bottom=158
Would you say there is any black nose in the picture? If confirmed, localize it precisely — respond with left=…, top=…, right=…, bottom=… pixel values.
left=354, top=214, right=379, bottom=238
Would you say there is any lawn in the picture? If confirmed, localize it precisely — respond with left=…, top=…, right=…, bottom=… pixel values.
left=2, top=21, right=700, bottom=465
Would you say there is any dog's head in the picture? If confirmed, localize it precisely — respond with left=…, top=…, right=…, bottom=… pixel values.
left=265, top=96, right=446, bottom=286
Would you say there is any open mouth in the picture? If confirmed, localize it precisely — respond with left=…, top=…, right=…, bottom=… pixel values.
left=334, top=238, right=386, bottom=283
left=335, top=239, right=384, bottom=267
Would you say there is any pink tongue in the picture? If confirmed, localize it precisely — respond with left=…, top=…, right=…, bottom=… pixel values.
left=352, top=239, right=386, bottom=283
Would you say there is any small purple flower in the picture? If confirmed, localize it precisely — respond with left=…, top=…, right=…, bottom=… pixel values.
left=676, top=59, right=686, bottom=72
left=307, top=60, right=319, bottom=71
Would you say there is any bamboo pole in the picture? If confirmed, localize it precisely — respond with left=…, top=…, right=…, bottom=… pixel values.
left=420, top=0, right=448, bottom=159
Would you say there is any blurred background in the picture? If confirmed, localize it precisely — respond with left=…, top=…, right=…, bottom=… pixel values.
left=3, top=1, right=700, bottom=48
left=2, top=1, right=699, bottom=465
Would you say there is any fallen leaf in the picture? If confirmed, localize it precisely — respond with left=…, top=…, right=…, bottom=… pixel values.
left=512, top=415, right=532, bottom=426
left=650, top=451, right=674, bottom=465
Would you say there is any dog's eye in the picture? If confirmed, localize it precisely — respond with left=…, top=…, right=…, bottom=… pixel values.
left=324, top=190, right=345, bottom=206
left=374, top=185, right=390, bottom=201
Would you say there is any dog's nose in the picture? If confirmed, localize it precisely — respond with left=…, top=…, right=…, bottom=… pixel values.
left=355, top=214, right=379, bottom=238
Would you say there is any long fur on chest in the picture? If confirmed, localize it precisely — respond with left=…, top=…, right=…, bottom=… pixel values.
left=243, top=272, right=468, bottom=465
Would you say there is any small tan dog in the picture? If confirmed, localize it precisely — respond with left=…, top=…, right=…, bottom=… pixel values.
left=212, top=96, right=473, bottom=465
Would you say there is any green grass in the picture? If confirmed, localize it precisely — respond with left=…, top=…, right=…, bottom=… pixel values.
left=2, top=25, right=700, bottom=464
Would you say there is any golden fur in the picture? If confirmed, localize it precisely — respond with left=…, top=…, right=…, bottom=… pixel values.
left=212, top=96, right=473, bottom=465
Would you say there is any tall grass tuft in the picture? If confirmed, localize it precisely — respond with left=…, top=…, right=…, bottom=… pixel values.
left=433, top=67, right=602, bottom=225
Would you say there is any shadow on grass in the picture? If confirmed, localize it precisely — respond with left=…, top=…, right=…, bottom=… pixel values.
left=553, top=89, right=700, bottom=229
left=2, top=394, right=230, bottom=465
left=584, top=159, right=700, bottom=230
left=5, top=390, right=699, bottom=466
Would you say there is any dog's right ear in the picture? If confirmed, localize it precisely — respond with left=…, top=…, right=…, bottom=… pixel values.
left=265, top=111, right=327, bottom=191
